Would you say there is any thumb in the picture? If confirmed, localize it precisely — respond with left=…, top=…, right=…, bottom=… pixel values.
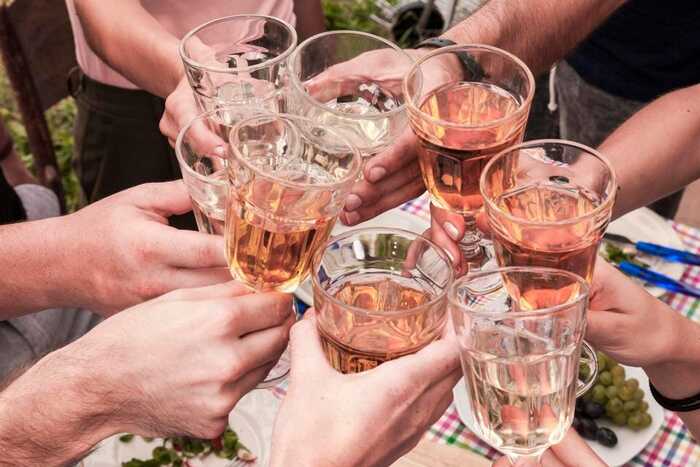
left=289, top=312, right=332, bottom=378
left=127, top=180, right=194, bottom=217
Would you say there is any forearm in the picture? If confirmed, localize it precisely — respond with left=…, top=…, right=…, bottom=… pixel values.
left=644, top=311, right=700, bottom=440
left=294, top=0, right=326, bottom=40
left=73, top=0, right=182, bottom=97
left=0, top=346, right=118, bottom=466
left=0, top=216, right=85, bottom=317
left=597, top=84, right=700, bottom=218
left=442, top=0, right=625, bottom=75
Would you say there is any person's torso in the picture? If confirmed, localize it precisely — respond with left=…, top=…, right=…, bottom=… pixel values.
left=567, top=0, right=700, bottom=102
left=65, top=0, right=296, bottom=90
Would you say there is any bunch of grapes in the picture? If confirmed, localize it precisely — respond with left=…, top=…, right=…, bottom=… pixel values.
left=574, top=351, right=653, bottom=447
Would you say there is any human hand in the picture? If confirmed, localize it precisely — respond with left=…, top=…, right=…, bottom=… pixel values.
left=270, top=311, right=460, bottom=467
left=492, top=428, right=605, bottom=466
left=68, top=281, right=294, bottom=439
left=61, top=180, right=230, bottom=314
left=159, top=76, right=206, bottom=149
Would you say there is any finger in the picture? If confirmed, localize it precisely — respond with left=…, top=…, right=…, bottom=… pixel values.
left=226, top=360, right=277, bottom=401
left=382, top=335, right=460, bottom=383
left=289, top=315, right=333, bottom=377
left=226, top=292, right=294, bottom=336
left=550, top=428, right=606, bottom=467
left=234, top=312, right=294, bottom=375
left=429, top=212, right=462, bottom=273
left=340, top=177, right=425, bottom=226
left=363, top=130, right=418, bottom=183
left=181, top=115, right=228, bottom=158
left=539, top=450, right=566, bottom=467
left=161, top=229, right=227, bottom=269
left=126, top=180, right=194, bottom=217
left=164, top=267, right=234, bottom=292
left=344, top=162, right=422, bottom=213
left=158, top=279, right=252, bottom=303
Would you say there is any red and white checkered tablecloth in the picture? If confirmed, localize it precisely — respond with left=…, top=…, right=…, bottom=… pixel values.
left=399, top=195, right=700, bottom=467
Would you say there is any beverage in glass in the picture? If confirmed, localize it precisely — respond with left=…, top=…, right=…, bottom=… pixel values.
left=288, top=31, right=413, bottom=160
left=480, top=140, right=617, bottom=283
left=312, top=228, right=453, bottom=373
left=403, top=44, right=535, bottom=269
left=450, top=267, right=597, bottom=465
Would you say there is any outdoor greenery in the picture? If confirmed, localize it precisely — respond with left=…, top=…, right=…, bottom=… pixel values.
left=0, top=0, right=391, bottom=212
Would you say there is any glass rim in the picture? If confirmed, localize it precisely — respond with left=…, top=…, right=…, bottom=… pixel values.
left=311, top=226, right=454, bottom=318
left=288, top=30, right=413, bottom=121
left=179, top=14, right=298, bottom=74
left=402, top=43, right=535, bottom=130
left=479, top=138, right=618, bottom=227
left=448, top=266, right=590, bottom=320
left=228, top=112, right=362, bottom=190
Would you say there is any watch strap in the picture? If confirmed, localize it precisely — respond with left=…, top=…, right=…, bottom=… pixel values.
left=416, top=38, right=486, bottom=80
left=650, top=381, right=700, bottom=413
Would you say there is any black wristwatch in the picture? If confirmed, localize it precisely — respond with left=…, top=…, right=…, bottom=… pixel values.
left=415, top=38, right=486, bottom=80
left=650, top=382, right=700, bottom=413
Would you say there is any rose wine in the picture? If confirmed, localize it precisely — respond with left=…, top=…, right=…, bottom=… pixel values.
left=491, top=183, right=604, bottom=283
left=464, top=329, right=579, bottom=457
left=415, top=82, right=524, bottom=215
left=315, top=275, right=445, bottom=373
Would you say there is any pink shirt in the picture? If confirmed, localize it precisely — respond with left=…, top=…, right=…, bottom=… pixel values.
left=65, top=0, right=295, bottom=90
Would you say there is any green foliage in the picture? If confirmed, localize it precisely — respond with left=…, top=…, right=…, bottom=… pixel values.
left=322, top=0, right=393, bottom=36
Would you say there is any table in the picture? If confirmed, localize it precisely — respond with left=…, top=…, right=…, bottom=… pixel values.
left=399, top=196, right=700, bottom=467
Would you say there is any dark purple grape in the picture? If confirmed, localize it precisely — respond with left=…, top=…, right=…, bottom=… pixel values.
left=579, top=417, right=599, bottom=440
left=572, top=416, right=582, bottom=433
left=596, top=427, right=618, bottom=447
left=584, top=401, right=605, bottom=419
left=576, top=398, right=586, bottom=414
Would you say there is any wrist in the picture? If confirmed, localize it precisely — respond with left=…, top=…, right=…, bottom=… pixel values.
left=0, top=344, right=120, bottom=465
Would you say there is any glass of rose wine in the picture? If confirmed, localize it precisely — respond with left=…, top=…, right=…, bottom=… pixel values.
left=287, top=31, right=413, bottom=160
left=226, top=113, right=361, bottom=385
left=480, top=140, right=617, bottom=284
left=403, top=44, right=535, bottom=271
left=180, top=15, right=296, bottom=114
left=311, top=227, right=453, bottom=373
left=450, top=267, right=597, bottom=465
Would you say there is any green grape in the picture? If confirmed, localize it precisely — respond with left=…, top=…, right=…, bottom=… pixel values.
left=639, top=401, right=649, bottom=413
left=627, top=413, right=643, bottom=430
left=623, top=400, right=640, bottom=412
left=592, top=384, right=607, bottom=404
left=625, top=378, right=640, bottom=391
left=610, top=365, right=625, bottom=379
left=596, top=351, right=608, bottom=372
left=599, top=371, right=612, bottom=386
left=583, top=390, right=593, bottom=402
left=606, top=385, right=619, bottom=400
left=633, top=388, right=645, bottom=401
left=640, top=413, right=652, bottom=429
left=579, top=363, right=591, bottom=381
left=607, top=355, right=619, bottom=367
left=612, top=412, right=628, bottom=426
left=606, top=398, right=624, bottom=415
left=613, top=374, right=626, bottom=387
left=619, top=385, right=634, bottom=401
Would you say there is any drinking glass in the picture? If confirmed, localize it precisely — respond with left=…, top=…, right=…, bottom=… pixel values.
left=287, top=31, right=413, bottom=160
left=311, top=227, right=453, bottom=373
left=176, top=104, right=277, bottom=235
left=180, top=15, right=297, bottom=113
left=403, top=44, right=535, bottom=271
left=480, top=139, right=617, bottom=284
left=450, top=267, right=597, bottom=465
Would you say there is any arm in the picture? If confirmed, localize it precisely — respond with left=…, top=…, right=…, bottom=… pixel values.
left=72, top=0, right=182, bottom=97
left=596, top=84, right=700, bottom=218
left=294, top=0, right=325, bottom=41
left=443, top=0, right=626, bottom=75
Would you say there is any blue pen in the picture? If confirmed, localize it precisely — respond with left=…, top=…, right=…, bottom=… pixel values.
left=618, top=261, right=700, bottom=299
left=605, top=232, right=700, bottom=266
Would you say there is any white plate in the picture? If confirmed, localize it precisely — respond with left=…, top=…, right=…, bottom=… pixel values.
left=294, top=207, right=430, bottom=305
left=81, top=408, right=268, bottom=467
left=603, top=208, right=686, bottom=297
left=453, top=366, right=664, bottom=466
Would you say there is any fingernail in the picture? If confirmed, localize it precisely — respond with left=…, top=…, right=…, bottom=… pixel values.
left=444, top=222, right=461, bottom=241
left=344, top=211, right=361, bottom=225
left=368, top=167, right=387, bottom=183
left=445, top=249, right=456, bottom=265
left=344, top=194, right=362, bottom=211
left=214, top=145, right=226, bottom=157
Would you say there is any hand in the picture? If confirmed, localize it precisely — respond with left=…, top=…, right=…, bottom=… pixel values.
left=67, top=281, right=294, bottom=438
left=159, top=76, right=208, bottom=149
left=492, top=428, right=605, bottom=466
left=270, top=311, right=460, bottom=467
left=62, top=180, right=230, bottom=314
left=586, top=259, right=681, bottom=368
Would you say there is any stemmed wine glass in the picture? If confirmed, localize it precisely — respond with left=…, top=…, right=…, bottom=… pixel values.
left=403, top=44, right=535, bottom=272
left=225, top=112, right=362, bottom=386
